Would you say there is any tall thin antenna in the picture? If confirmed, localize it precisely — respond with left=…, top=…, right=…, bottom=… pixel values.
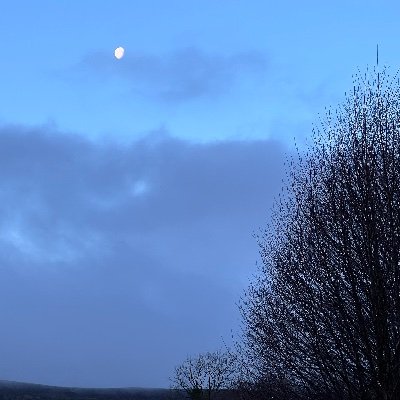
left=376, top=44, right=379, bottom=66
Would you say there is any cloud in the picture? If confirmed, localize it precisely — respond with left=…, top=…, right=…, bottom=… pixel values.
left=0, top=124, right=294, bottom=388
left=76, top=47, right=268, bottom=102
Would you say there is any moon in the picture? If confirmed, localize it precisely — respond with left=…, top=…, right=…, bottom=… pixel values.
left=114, top=47, right=125, bottom=60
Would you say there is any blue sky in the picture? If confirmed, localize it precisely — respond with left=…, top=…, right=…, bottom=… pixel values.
left=0, top=0, right=399, bottom=389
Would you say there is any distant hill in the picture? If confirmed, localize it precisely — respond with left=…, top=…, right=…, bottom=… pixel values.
left=0, top=381, right=239, bottom=400
left=0, top=380, right=176, bottom=400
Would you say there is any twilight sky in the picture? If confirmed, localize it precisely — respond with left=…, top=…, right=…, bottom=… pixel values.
left=0, top=0, right=399, bottom=389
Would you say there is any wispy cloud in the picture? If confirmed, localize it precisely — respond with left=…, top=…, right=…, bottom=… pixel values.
left=75, top=47, right=268, bottom=102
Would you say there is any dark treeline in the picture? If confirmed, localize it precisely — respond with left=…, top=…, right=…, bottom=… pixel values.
left=238, top=67, right=400, bottom=400
left=172, top=66, right=400, bottom=400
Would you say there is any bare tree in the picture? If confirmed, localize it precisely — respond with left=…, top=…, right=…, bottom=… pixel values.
left=170, top=350, right=238, bottom=400
left=239, top=66, right=400, bottom=400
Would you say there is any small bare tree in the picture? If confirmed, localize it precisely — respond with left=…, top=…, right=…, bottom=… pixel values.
left=170, top=350, right=238, bottom=400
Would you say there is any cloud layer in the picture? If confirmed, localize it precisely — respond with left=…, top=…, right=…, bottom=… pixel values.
left=0, top=125, right=293, bottom=388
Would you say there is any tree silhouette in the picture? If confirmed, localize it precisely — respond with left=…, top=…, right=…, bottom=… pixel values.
left=240, top=66, right=400, bottom=400
left=170, top=350, right=238, bottom=400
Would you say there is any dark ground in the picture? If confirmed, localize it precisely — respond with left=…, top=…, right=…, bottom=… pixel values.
left=0, top=380, right=176, bottom=400
left=0, top=381, right=238, bottom=400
